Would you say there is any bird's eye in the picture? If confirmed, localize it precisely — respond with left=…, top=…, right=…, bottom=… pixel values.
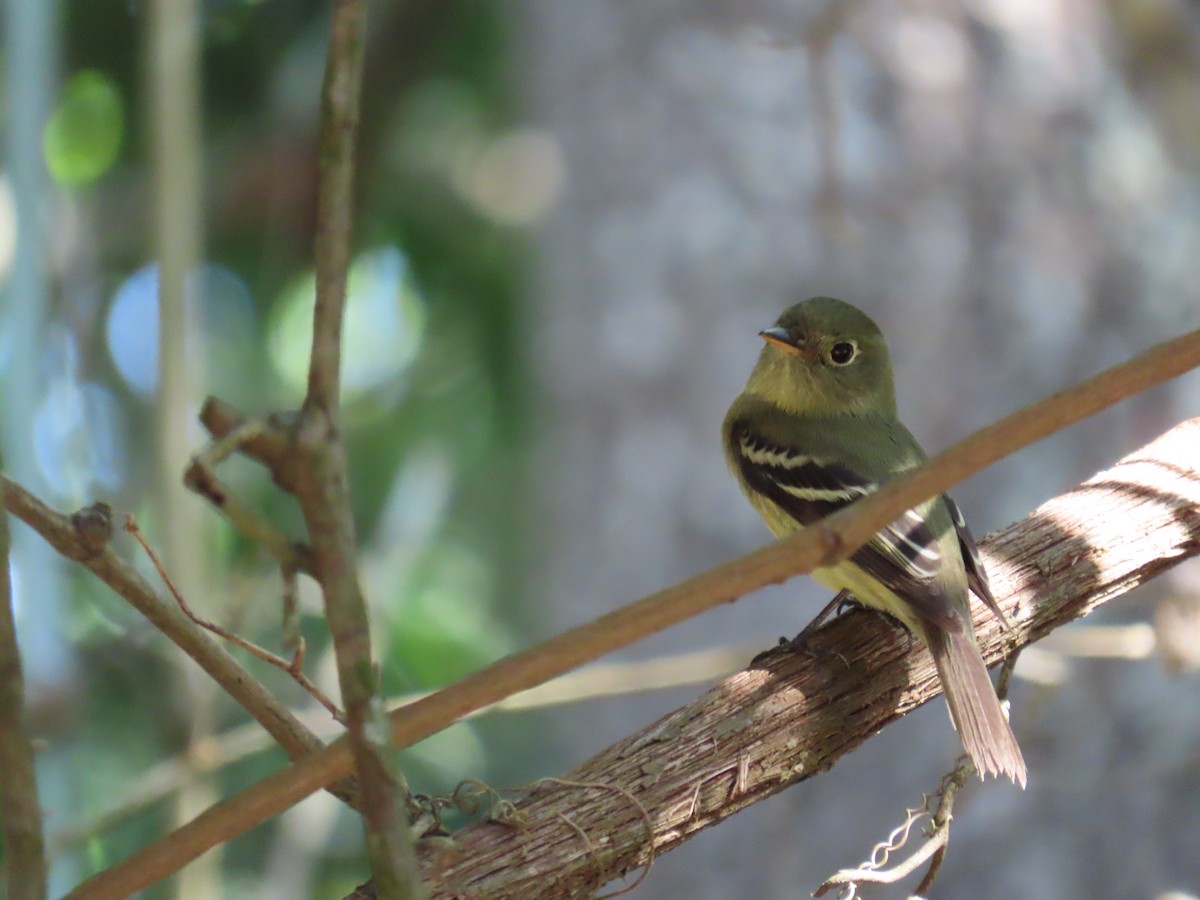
left=828, top=341, right=858, bottom=366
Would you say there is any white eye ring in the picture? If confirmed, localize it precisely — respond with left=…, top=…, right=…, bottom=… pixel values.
left=828, top=340, right=859, bottom=366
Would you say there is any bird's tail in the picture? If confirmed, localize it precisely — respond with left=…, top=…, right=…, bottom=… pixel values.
left=925, top=626, right=1027, bottom=788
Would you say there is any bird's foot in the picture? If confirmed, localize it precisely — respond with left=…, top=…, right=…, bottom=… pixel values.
left=750, top=590, right=855, bottom=668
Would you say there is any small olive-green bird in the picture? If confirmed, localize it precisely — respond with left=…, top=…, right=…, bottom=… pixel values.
left=723, top=296, right=1026, bottom=786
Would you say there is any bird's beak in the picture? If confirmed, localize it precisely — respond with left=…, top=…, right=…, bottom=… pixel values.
left=759, top=326, right=814, bottom=360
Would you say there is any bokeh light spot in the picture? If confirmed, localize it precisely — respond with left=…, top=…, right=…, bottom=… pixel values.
left=453, top=128, right=566, bottom=225
left=106, top=264, right=159, bottom=394
left=0, top=177, right=15, bottom=283
left=268, top=246, right=426, bottom=396
left=43, top=70, right=125, bottom=187
left=33, top=380, right=127, bottom=500
left=105, top=263, right=258, bottom=396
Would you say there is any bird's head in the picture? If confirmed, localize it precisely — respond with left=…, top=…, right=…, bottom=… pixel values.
left=745, top=296, right=897, bottom=417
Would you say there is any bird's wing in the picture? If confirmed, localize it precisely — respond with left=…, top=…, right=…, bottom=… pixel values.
left=942, top=494, right=1012, bottom=630
left=730, top=425, right=962, bottom=633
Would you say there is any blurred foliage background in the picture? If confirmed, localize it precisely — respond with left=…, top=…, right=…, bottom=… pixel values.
left=3, top=0, right=1200, bottom=898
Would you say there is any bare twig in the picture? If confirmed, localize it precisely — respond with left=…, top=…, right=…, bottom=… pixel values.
left=811, top=776, right=961, bottom=899
left=811, top=802, right=936, bottom=898
left=122, top=515, right=344, bottom=723
left=0, top=473, right=47, bottom=900
left=196, top=401, right=302, bottom=494
left=297, top=0, right=420, bottom=896
left=0, top=483, right=360, bottom=811
left=282, top=562, right=302, bottom=654
left=812, top=766, right=967, bottom=898
left=62, top=321, right=1200, bottom=900
left=183, top=419, right=315, bottom=576
left=910, top=762, right=971, bottom=897
left=815, top=827, right=947, bottom=897
left=865, top=803, right=932, bottom=871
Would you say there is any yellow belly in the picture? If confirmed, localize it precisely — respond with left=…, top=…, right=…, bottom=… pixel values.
left=810, top=561, right=924, bottom=635
left=745, top=490, right=925, bottom=635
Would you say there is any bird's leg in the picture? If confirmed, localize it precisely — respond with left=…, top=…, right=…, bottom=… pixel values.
left=796, top=589, right=857, bottom=641
left=751, top=589, right=855, bottom=667
left=834, top=592, right=863, bottom=618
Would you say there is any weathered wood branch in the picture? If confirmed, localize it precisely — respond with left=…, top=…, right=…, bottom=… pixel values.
left=402, top=419, right=1200, bottom=899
